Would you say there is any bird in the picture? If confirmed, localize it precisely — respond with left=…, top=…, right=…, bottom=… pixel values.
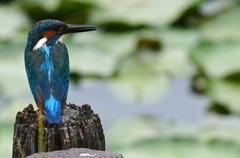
left=24, top=19, right=97, bottom=124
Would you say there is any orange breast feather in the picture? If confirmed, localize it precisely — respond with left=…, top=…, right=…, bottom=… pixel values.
left=44, top=31, right=55, bottom=39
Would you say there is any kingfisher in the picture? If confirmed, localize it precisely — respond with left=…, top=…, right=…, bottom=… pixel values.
left=25, top=19, right=96, bottom=123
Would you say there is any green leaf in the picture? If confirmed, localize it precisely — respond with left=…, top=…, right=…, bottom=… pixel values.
left=106, top=29, right=195, bottom=104
left=21, top=0, right=61, bottom=12
left=191, top=41, right=240, bottom=79
left=106, top=116, right=240, bottom=158
left=90, top=0, right=201, bottom=26
left=207, top=79, right=240, bottom=112
left=201, top=6, right=240, bottom=42
left=110, top=74, right=169, bottom=104
left=110, top=49, right=170, bottom=104
left=0, top=6, right=29, bottom=40
left=0, top=123, right=14, bottom=158
left=67, top=32, right=136, bottom=76
left=0, top=42, right=30, bottom=96
left=160, top=28, right=200, bottom=50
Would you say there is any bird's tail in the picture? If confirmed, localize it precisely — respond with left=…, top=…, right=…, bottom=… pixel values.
left=44, top=94, right=61, bottom=123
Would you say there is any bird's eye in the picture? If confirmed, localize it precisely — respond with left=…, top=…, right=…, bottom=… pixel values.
left=53, top=26, right=60, bottom=31
left=58, top=27, right=64, bottom=31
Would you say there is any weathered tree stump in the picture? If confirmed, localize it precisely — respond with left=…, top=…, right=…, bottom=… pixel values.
left=12, top=104, right=105, bottom=158
left=26, top=148, right=123, bottom=158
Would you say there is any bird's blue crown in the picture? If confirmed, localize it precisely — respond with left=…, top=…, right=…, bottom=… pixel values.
left=26, top=19, right=67, bottom=51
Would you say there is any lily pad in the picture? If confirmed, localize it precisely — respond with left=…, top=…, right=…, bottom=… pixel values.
left=201, top=6, right=240, bottom=42
left=20, top=0, right=61, bottom=12
left=191, top=41, right=240, bottom=79
left=0, top=6, right=29, bottom=40
left=90, top=0, right=201, bottom=26
left=207, top=79, right=240, bottom=113
left=67, top=32, right=136, bottom=76
left=0, top=42, right=30, bottom=96
left=106, top=116, right=240, bottom=158
left=109, top=49, right=182, bottom=104
left=160, top=28, right=200, bottom=50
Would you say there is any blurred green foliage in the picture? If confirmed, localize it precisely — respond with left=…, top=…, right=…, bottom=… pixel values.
left=1, top=0, right=240, bottom=157
left=106, top=116, right=240, bottom=158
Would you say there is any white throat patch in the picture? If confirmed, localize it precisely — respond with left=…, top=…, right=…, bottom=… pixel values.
left=33, top=37, right=47, bottom=51
left=33, top=36, right=63, bottom=51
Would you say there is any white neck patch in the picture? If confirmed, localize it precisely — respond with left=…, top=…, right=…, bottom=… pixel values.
left=33, top=37, right=47, bottom=51
left=33, top=36, right=63, bottom=51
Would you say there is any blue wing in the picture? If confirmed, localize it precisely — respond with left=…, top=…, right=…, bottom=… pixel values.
left=25, top=42, right=69, bottom=102
left=25, top=42, right=69, bottom=123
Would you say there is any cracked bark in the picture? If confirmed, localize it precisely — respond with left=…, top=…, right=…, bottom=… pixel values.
left=12, top=104, right=106, bottom=158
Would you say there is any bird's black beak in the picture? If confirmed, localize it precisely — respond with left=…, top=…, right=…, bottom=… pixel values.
left=63, top=24, right=97, bottom=34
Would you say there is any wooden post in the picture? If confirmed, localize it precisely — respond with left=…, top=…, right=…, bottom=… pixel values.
left=12, top=103, right=106, bottom=158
